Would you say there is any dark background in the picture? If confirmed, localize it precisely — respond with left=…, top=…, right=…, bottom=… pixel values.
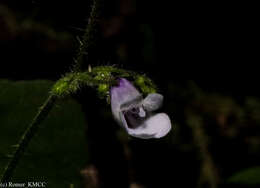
left=1, top=0, right=259, bottom=96
left=0, top=0, right=260, bottom=188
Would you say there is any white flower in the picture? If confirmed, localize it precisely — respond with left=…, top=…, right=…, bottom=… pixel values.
left=110, top=78, right=171, bottom=139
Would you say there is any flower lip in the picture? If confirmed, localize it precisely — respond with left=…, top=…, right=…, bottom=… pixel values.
left=122, top=105, right=147, bottom=129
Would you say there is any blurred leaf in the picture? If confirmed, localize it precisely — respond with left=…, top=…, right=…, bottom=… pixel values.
left=0, top=79, right=88, bottom=187
left=227, top=166, right=260, bottom=185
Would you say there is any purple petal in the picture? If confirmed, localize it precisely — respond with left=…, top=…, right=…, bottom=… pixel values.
left=110, top=78, right=172, bottom=139
left=122, top=113, right=172, bottom=139
left=143, top=93, right=163, bottom=111
left=110, top=78, right=141, bottom=125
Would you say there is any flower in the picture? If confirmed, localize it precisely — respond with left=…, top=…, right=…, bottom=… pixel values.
left=110, top=78, right=171, bottom=139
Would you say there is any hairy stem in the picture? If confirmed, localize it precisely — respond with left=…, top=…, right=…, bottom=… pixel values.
left=1, top=0, right=102, bottom=181
left=74, top=0, right=102, bottom=71
left=1, top=95, right=57, bottom=182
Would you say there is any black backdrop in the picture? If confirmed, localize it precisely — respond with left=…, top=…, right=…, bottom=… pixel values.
left=0, top=0, right=259, bottom=97
left=1, top=1, right=259, bottom=187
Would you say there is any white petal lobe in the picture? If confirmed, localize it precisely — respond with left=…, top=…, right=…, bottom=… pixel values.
left=143, top=93, right=163, bottom=111
left=127, top=113, right=171, bottom=139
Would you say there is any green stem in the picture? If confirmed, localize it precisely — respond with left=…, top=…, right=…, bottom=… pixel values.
left=73, top=0, right=102, bottom=71
left=1, top=95, right=57, bottom=182
left=0, top=0, right=102, bottom=182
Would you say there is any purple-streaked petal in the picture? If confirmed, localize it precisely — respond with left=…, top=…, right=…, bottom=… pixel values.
left=142, top=93, right=163, bottom=111
left=122, top=106, right=146, bottom=129
left=110, top=78, right=141, bottom=124
left=110, top=78, right=171, bottom=139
